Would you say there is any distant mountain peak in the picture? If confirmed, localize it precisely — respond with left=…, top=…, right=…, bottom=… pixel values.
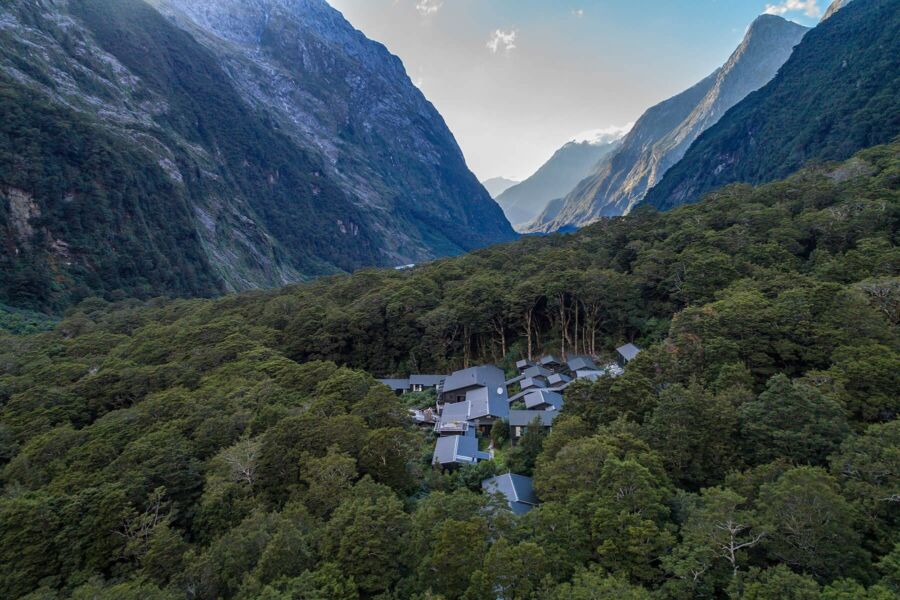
left=822, top=0, right=855, bottom=21
left=569, top=123, right=633, bottom=146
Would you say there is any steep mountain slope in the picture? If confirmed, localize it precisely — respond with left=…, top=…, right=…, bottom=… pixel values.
left=822, top=0, right=855, bottom=21
left=0, top=0, right=514, bottom=312
left=645, top=0, right=899, bottom=211
left=527, top=15, right=807, bottom=232
left=482, top=177, right=520, bottom=198
left=496, top=129, right=626, bottom=228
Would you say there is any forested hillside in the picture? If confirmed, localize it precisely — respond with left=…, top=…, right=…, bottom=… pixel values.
left=645, top=0, right=900, bottom=210
left=0, top=0, right=514, bottom=314
left=0, top=143, right=897, bottom=598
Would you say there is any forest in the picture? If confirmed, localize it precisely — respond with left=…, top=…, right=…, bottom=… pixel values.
left=0, top=142, right=897, bottom=599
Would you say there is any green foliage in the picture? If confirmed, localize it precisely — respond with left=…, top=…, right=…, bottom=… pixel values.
left=0, top=143, right=897, bottom=598
left=646, top=0, right=900, bottom=209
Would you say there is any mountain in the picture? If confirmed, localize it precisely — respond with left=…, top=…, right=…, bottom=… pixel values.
left=2, top=141, right=897, bottom=597
left=482, top=177, right=520, bottom=198
left=496, top=127, right=628, bottom=228
left=644, top=0, right=899, bottom=211
left=0, top=0, right=515, bottom=312
left=526, top=14, right=808, bottom=232
left=822, top=0, right=855, bottom=21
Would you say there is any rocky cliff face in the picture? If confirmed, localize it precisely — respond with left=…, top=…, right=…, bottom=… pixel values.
left=496, top=130, right=626, bottom=229
left=643, top=0, right=899, bottom=211
left=0, top=0, right=514, bottom=311
left=527, top=14, right=808, bottom=232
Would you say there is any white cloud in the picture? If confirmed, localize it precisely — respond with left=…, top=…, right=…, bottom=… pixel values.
left=570, top=123, right=634, bottom=145
left=572, top=8, right=585, bottom=18
left=486, top=29, right=518, bottom=54
left=415, top=0, right=443, bottom=16
left=763, top=0, right=821, bottom=17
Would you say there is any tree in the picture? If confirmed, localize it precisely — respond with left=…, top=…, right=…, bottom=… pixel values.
left=758, top=467, right=865, bottom=579
left=644, top=382, right=739, bottom=489
left=545, top=568, right=652, bottom=600
left=590, top=458, right=675, bottom=584
left=506, top=416, right=546, bottom=476
left=419, top=518, right=488, bottom=598
left=728, top=566, right=821, bottom=600
left=466, top=538, right=550, bottom=600
left=321, top=482, right=410, bottom=595
left=739, top=375, right=848, bottom=466
left=298, top=447, right=357, bottom=518
left=829, top=420, right=900, bottom=555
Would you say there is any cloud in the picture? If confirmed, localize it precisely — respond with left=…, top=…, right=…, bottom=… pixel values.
left=486, top=29, right=517, bottom=54
left=415, top=0, right=443, bottom=16
left=570, top=123, right=634, bottom=145
left=763, top=0, right=821, bottom=17
left=572, top=8, right=585, bottom=18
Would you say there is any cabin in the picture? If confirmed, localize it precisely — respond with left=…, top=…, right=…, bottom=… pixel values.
left=433, top=430, right=490, bottom=469
left=522, top=389, right=563, bottom=411
left=440, top=365, right=507, bottom=404
left=482, top=473, right=539, bottom=515
left=515, top=359, right=536, bottom=373
left=616, top=343, right=641, bottom=367
left=377, top=378, right=410, bottom=395
left=567, top=355, right=599, bottom=372
left=508, top=409, right=558, bottom=443
left=538, top=355, right=564, bottom=370
left=410, top=374, right=445, bottom=393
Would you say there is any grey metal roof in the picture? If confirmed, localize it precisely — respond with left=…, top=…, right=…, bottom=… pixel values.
left=441, top=365, right=507, bottom=395
left=508, top=409, right=558, bottom=427
left=378, top=378, right=410, bottom=391
left=539, top=355, right=563, bottom=366
left=547, top=373, right=572, bottom=386
left=482, top=473, right=539, bottom=514
left=522, top=365, right=553, bottom=379
left=410, top=374, right=446, bottom=387
left=435, top=401, right=471, bottom=434
left=567, top=356, right=599, bottom=372
left=616, top=343, right=641, bottom=362
left=516, top=359, right=536, bottom=372
left=433, top=431, right=482, bottom=466
left=523, top=389, right=563, bottom=410
left=520, top=377, right=548, bottom=392
left=466, top=386, right=509, bottom=419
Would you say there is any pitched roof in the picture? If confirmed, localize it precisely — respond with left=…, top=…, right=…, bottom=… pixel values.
left=516, top=359, right=536, bottom=371
left=567, top=356, right=599, bottom=372
left=522, top=365, right=553, bottom=379
left=410, top=374, right=446, bottom=387
left=519, top=377, right=548, bottom=392
left=441, top=365, right=507, bottom=395
left=378, top=378, right=409, bottom=391
left=539, top=355, right=563, bottom=366
left=508, top=409, right=558, bottom=427
left=482, top=473, right=539, bottom=515
left=466, top=386, right=509, bottom=419
left=433, top=431, right=484, bottom=465
left=435, top=401, right=471, bottom=434
left=547, top=373, right=572, bottom=386
left=616, top=343, right=641, bottom=362
left=523, top=389, right=563, bottom=410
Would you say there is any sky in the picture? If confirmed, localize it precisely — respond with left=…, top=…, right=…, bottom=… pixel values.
left=326, top=0, right=825, bottom=182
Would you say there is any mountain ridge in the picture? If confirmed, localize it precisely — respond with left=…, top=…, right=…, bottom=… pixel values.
left=644, top=0, right=900, bottom=211
left=527, top=14, right=808, bottom=232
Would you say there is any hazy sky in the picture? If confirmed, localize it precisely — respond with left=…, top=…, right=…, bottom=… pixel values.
left=326, top=0, right=824, bottom=181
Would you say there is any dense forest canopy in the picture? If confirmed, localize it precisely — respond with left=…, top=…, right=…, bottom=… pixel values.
left=0, top=143, right=898, bottom=598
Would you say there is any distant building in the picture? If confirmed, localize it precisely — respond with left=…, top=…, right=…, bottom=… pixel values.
left=440, top=365, right=507, bottom=404
left=410, top=374, right=445, bottom=393
left=482, top=473, right=539, bottom=515
left=522, top=389, right=563, bottom=411
left=508, top=409, right=558, bottom=443
left=433, top=430, right=490, bottom=468
left=378, top=378, right=410, bottom=395
left=567, top=355, right=599, bottom=372
left=538, top=355, right=564, bottom=370
left=616, top=343, right=642, bottom=366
